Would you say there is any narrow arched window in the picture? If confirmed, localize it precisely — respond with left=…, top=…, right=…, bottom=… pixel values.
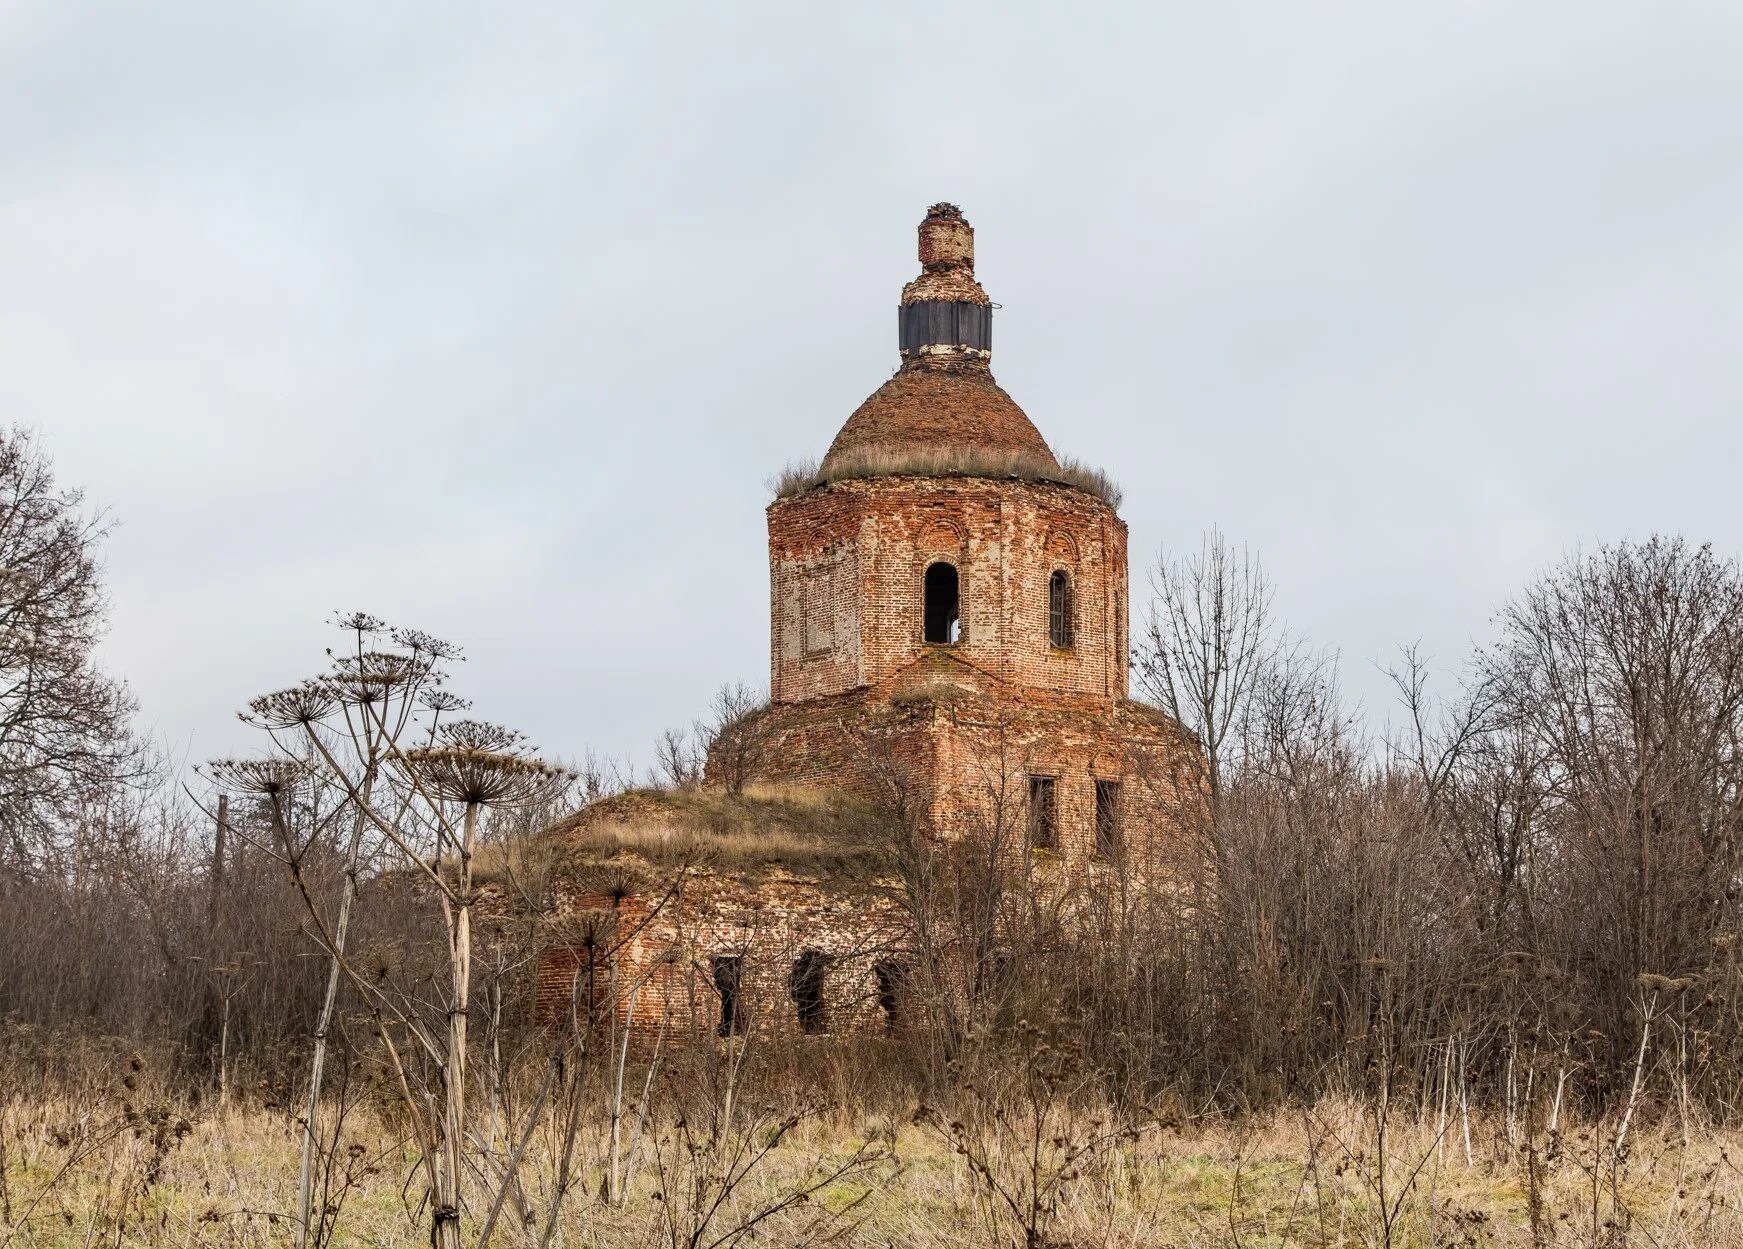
left=1048, top=570, right=1073, bottom=649
left=923, top=561, right=961, bottom=645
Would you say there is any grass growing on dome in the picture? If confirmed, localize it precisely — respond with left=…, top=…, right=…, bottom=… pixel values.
left=539, top=783, right=892, bottom=879
left=770, top=447, right=1123, bottom=509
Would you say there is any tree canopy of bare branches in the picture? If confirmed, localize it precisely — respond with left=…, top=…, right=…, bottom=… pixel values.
left=1137, top=528, right=1273, bottom=804
left=0, top=428, right=142, bottom=869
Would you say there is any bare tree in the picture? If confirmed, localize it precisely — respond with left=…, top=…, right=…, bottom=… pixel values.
left=654, top=726, right=705, bottom=790
left=0, top=428, right=142, bottom=870
left=702, top=681, right=770, bottom=796
left=1137, top=528, right=1272, bottom=806
left=1481, top=538, right=1743, bottom=1067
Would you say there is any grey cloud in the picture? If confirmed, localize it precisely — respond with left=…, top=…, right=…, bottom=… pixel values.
left=9, top=0, right=1743, bottom=769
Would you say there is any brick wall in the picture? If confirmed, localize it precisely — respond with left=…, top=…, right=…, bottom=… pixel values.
left=714, top=686, right=1192, bottom=870
left=534, top=868, right=914, bottom=1039
left=927, top=696, right=1194, bottom=875
left=769, top=476, right=1128, bottom=706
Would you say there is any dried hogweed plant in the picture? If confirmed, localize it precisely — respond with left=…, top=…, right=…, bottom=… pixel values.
left=217, top=614, right=576, bottom=1249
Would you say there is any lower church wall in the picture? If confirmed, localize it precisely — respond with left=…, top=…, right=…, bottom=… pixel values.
left=534, top=869, right=914, bottom=1040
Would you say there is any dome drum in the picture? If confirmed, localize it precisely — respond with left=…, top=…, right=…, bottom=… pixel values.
left=899, top=300, right=991, bottom=357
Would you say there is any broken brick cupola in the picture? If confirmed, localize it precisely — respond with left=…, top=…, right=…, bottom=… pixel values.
left=768, top=203, right=1130, bottom=709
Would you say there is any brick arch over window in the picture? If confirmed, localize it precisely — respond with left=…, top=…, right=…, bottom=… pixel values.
left=918, top=518, right=968, bottom=555
left=1090, top=749, right=1126, bottom=778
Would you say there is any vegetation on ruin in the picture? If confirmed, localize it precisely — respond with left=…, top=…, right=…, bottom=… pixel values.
left=539, top=784, right=893, bottom=879
left=771, top=446, right=1124, bottom=509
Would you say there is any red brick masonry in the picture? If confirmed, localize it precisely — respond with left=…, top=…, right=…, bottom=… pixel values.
left=535, top=205, right=1200, bottom=1038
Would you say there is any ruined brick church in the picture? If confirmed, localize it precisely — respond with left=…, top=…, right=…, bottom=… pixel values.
left=536, top=205, right=1193, bottom=1037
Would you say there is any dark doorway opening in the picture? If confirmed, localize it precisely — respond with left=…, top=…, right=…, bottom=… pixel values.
left=874, top=960, right=909, bottom=1032
left=712, top=955, right=746, bottom=1037
left=790, top=951, right=828, bottom=1034
left=923, top=562, right=961, bottom=644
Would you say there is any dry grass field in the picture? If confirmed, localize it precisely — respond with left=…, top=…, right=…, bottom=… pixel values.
left=11, top=440, right=1743, bottom=1249
left=5, top=1070, right=1742, bottom=1248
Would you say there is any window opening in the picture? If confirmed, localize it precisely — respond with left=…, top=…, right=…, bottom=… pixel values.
left=790, top=951, right=829, bottom=1034
left=975, top=951, right=1014, bottom=1001
left=874, top=960, right=908, bottom=1031
left=923, top=561, right=961, bottom=644
left=1028, top=775, right=1058, bottom=851
left=577, top=942, right=609, bottom=1027
left=712, top=955, right=746, bottom=1037
left=1094, top=779, right=1122, bottom=860
left=1048, top=569, right=1073, bottom=648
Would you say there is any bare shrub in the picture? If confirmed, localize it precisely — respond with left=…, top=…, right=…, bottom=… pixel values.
left=699, top=681, right=770, bottom=797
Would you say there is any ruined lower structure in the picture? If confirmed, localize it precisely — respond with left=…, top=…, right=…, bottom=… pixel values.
left=536, top=205, right=1198, bottom=1039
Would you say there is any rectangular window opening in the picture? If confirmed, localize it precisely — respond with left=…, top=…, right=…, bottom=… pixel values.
left=790, top=951, right=829, bottom=1034
left=1094, top=779, right=1123, bottom=860
left=1028, top=775, right=1058, bottom=851
left=712, top=955, right=746, bottom=1038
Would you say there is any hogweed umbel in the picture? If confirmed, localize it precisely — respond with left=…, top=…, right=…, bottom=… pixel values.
left=204, top=757, right=307, bottom=798
left=396, top=720, right=571, bottom=808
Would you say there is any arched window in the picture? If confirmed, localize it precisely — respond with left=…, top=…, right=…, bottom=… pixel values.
left=923, top=561, right=961, bottom=645
left=1048, top=569, right=1073, bottom=649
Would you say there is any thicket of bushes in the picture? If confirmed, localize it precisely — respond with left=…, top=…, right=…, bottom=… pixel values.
left=9, top=421, right=1743, bottom=1243
left=6, top=533, right=1742, bottom=1136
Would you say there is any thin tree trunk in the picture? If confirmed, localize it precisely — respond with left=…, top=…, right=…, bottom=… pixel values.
left=1677, top=1010, right=1690, bottom=1149
left=205, top=795, right=230, bottom=1099
left=435, top=800, right=479, bottom=1249
left=619, top=1004, right=669, bottom=1206
left=208, top=793, right=228, bottom=923
left=1505, top=1043, right=1517, bottom=1148
left=1615, top=997, right=1655, bottom=1160
left=1457, top=1036, right=1473, bottom=1166
left=1435, top=1039, right=1451, bottom=1163
left=607, top=956, right=625, bottom=1205
left=219, top=993, right=231, bottom=1114
left=295, top=778, right=372, bottom=1249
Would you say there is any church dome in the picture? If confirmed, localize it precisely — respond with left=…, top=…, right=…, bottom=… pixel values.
left=821, top=360, right=1056, bottom=475
left=817, top=204, right=1059, bottom=478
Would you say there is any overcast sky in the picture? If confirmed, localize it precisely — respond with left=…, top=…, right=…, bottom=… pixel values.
left=10, top=2, right=1743, bottom=775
